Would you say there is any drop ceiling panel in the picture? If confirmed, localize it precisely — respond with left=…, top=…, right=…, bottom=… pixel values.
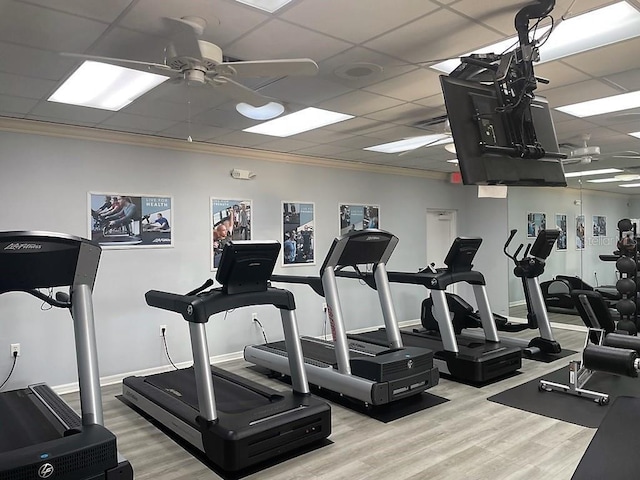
left=225, top=19, right=352, bottom=63
left=317, top=47, right=418, bottom=89
left=88, top=27, right=169, bottom=65
left=325, top=117, right=395, bottom=137
left=0, top=41, right=79, bottom=81
left=363, top=68, right=443, bottom=102
left=368, top=124, right=438, bottom=142
left=585, top=107, right=640, bottom=127
left=0, top=94, right=39, bottom=115
left=257, top=76, right=352, bottom=106
left=123, top=98, right=197, bottom=122
left=0, top=2, right=108, bottom=52
left=191, top=107, right=257, bottom=129
left=542, top=79, right=622, bottom=108
left=364, top=8, right=502, bottom=64
left=27, top=101, right=114, bottom=124
left=605, top=68, right=640, bottom=91
left=160, top=122, right=232, bottom=141
left=317, top=90, right=404, bottom=117
left=608, top=119, right=640, bottom=134
left=364, top=102, right=435, bottom=125
left=119, top=0, right=269, bottom=48
left=216, top=131, right=271, bottom=147
left=140, top=82, right=229, bottom=110
left=0, top=72, right=56, bottom=99
left=256, top=137, right=317, bottom=153
left=534, top=62, right=592, bottom=93
left=562, top=38, right=640, bottom=78
left=289, top=128, right=353, bottom=144
left=293, top=144, right=354, bottom=158
left=99, top=112, right=177, bottom=133
left=448, top=0, right=533, bottom=36
left=17, top=0, right=133, bottom=23
left=327, top=134, right=393, bottom=150
left=280, top=0, right=438, bottom=44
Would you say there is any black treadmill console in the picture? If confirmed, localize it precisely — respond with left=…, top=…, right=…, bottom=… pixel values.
left=320, top=229, right=398, bottom=273
left=0, top=231, right=101, bottom=292
left=443, top=237, right=483, bottom=273
left=216, top=241, right=280, bottom=295
left=529, top=229, right=560, bottom=260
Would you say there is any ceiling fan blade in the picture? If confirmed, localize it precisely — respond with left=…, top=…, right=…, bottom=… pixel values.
left=162, top=17, right=203, bottom=61
left=60, top=52, right=176, bottom=76
left=207, top=77, right=272, bottom=107
left=213, top=59, right=319, bottom=78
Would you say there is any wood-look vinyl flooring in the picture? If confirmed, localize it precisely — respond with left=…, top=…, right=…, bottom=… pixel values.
left=510, top=304, right=584, bottom=327
left=62, top=327, right=596, bottom=480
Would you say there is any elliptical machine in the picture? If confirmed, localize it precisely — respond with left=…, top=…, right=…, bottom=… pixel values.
left=503, top=228, right=562, bottom=354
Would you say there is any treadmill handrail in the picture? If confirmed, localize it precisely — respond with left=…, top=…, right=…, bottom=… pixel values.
left=271, top=274, right=325, bottom=297
left=145, top=287, right=296, bottom=323
left=338, top=269, right=487, bottom=290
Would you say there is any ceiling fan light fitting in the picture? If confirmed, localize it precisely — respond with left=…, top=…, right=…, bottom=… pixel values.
left=236, top=101, right=285, bottom=120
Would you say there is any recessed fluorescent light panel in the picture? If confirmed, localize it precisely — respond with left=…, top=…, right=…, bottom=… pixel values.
left=630, top=131, right=640, bottom=139
left=364, top=134, right=451, bottom=154
left=620, top=183, right=640, bottom=188
left=48, top=61, right=168, bottom=111
left=234, top=0, right=293, bottom=13
left=447, top=159, right=459, bottom=164
left=432, top=2, right=640, bottom=74
left=243, top=107, right=353, bottom=137
left=556, top=91, right=640, bottom=118
left=564, top=168, right=623, bottom=178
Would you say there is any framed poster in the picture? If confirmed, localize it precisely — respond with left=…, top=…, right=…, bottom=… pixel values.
left=211, top=198, right=252, bottom=270
left=282, top=202, right=315, bottom=266
left=555, top=213, right=567, bottom=251
left=88, top=193, right=172, bottom=249
left=576, top=215, right=586, bottom=250
left=592, top=215, right=607, bottom=237
left=527, top=212, right=546, bottom=238
left=339, top=203, right=380, bottom=236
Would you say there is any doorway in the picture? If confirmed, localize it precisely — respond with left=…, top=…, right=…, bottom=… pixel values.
left=426, top=209, right=457, bottom=292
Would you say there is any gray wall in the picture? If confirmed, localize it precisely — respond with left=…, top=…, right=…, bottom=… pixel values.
left=0, top=129, right=514, bottom=388
left=507, top=187, right=630, bottom=304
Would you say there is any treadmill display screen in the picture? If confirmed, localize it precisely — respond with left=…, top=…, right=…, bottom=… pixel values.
left=216, top=241, right=280, bottom=294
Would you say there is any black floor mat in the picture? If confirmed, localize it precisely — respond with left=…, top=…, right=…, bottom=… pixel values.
left=524, top=348, right=577, bottom=363
left=572, top=396, right=640, bottom=480
left=118, top=395, right=332, bottom=480
left=488, top=367, right=640, bottom=428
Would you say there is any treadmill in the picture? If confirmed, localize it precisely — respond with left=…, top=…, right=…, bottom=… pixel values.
left=122, top=241, right=330, bottom=472
left=347, top=237, right=522, bottom=383
left=0, top=231, right=133, bottom=479
left=244, top=229, right=439, bottom=407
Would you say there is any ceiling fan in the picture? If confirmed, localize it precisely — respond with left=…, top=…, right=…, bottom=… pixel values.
left=560, top=134, right=640, bottom=165
left=62, top=16, right=319, bottom=118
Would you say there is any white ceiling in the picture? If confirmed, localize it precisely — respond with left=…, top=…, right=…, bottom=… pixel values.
left=0, top=0, right=639, bottom=193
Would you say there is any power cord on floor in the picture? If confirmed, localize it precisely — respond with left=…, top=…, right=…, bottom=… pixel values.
left=253, top=317, right=268, bottom=344
left=0, top=352, right=18, bottom=391
left=161, top=327, right=179, bottom=371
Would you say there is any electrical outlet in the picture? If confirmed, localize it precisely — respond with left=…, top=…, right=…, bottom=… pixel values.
left=322, top=302, right=327, bottom=312
left=251, top=313, right=258, bottom=321
left=10, top=343, right=20, bottom=357
left=160, top=325, right=167, bottom=337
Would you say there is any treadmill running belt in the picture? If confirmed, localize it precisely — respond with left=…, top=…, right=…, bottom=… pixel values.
left=0, top=390, right=61, bottom=453
left=144, top=367, right=278, bottom=413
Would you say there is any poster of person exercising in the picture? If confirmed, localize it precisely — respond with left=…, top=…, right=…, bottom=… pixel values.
left=339, top=203, right=380, bottom=236
left=282, top=202, right=315, bottom=266
left=88, top=193, right=173, bottom=249
left=211, top=198, right=252, bottom=270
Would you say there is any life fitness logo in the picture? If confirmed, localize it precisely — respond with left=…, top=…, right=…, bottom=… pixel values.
left=4, top=242, right=42, bottom=250
left=38, top=463, right=54, bottom=478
